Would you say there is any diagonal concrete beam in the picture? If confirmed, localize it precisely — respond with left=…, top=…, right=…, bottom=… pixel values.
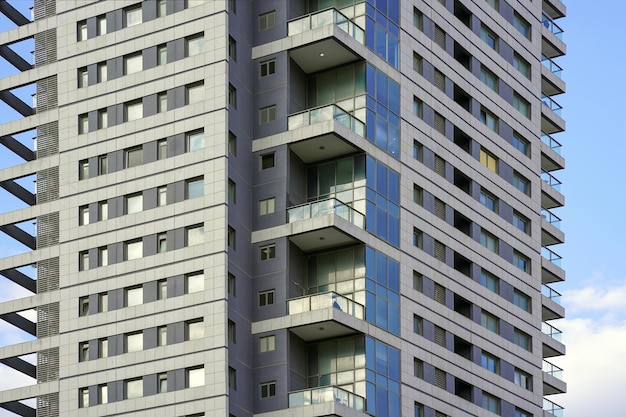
left=0, top=268, right=36, bottom=293
left=0, top=224, right=36, bottom=250
left=0, top=401, right=36, bottom=417
left=0, top=0, right=30, bottom=27
left=0, top=356, right=36, bottom=378
left=0, top=312, right=36, bottom=336
left=0, top=90, right=34, bottom=117
left=0, top=45, right=32, bottom=72
left=0, top=135, right=35, bottom=161
left=0, top=180, right=35, bottom=206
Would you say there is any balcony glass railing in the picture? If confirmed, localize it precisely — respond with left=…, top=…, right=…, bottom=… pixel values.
left=544, top=397, right=564, bottom=417
left=541, top=132, right=562, bottom=155
left=288, top=104, right=365, bottom=137
left=542, top=246, right=562, bottom=267
left=542, top=170, right=562, bottom=192
left=542, top=321, right=563, bottom=342
left=542, top=94, right=563, bottom=116
left=543, top=359, right=564, bottom=380
left=542, top=284, right=562, bottom=305
left=288, top=291, right=365, bottom=319
left=542, top=13, right=564, bottom=40
left=289, top=386, right=365, bottom=412
left=288, top=8, right=365, bottom=44
left=541, top=207, right=562, bottom=229
left=287, top=198, right=365, bottom=228
left=541, top=55, right=563, bottom=78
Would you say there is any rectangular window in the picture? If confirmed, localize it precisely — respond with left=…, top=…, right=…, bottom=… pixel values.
left=157, top=186, right=167, bottom=206
left=126, top=239, right=143, bottom=261
left=413, top=228, right=423, bottom=249
left=480, top=66, right=498, bottom=92
left=186, top=272, right=204, bottom=293
left=513, top=172, right=530, bottom=195
left=79, top=205, right=89, bottom=226
left=228, top=84, right=237, bottom=108
left=229, top=367, right=237, bottom=390
left=79, top=251, right=89, bottom=271
left=98, top=384, right=108, bottom=404
left=98, top=246, right=108, bottom=267
left=434, top=25, right=445, bottom=49
left=482, top=392, right=500, bottom=414
left=261, top=153, right=275, bottom=169
left=413, top=96, right=422, bottom=118
left=434, top=69, right=445, bottom=92
left=480, top=230, right=498, bottom=253
left=514, top=328, right=531, bottom=351
left=414, top=358, right=423, bottom=378
left=259, top=11, right=276, bottom=31
left=157, top=0, right=167, bottom=17
left=413, top=271, right=423, bottom=292
left=228, top=179, right=236, bottom=203
left=157, top=92, right=167, bottom=113
left=98, top=155, right=108, bottom=174
left=157, top=139, right=167, bottom=160
left=187, top=367, right=205, bottom=388
left=97, top=15, right=106, bottom=35
left=79, top=387, right=89, bottom=408
left=485, top=0, right=498, bottom=10
left=157, top=325, right=167, bottom=346
left=79, top=114, right=89, bottom=134
left=480, top=107, right=498, bottom=132
left=514, top=289, right=531, bottom=312
left=229, top=36, right=237, bottom=61
left=515, top=408, right=531, bottom=417
left=514, top=368, right=532, bottom=390
left=480, top=189, right=497, bottom=212
left=228, top=0, right=236, bottom=13
left=413, top=184, right=423, bottom=205
left=229, top=131, right=237, bottom=156
left=158, top=280, right=167, bottom=300
left=99, top=293, right=108, bottom=313
left=513, top=211, right=530, bottom=234
left=157, top=232, right=167, bottom=253
left=125, top=378, right=143, bottom=399
left=260, top=335, right=276, bottom=352
left=157, top=44, right=167, bottom=65
left=259, top=289, right=275, bottom=306
left=513, top=132, right=530, bottom=156
left=481, top=351, right=499, bottom=374
left=260, top=59, right=276, bottom=77
left=228, top=319, right=236, bottom=343
left=186, top=319, right=204, bottom=340
left=514, top=53, right=531, bottom=79
left=413, top=314, right=423, bottom=335
left=124, top=5, right=142, bottom=27
left=97, top=62, right=107, bottom=82
left=413, top=52, right=423, bottom=74
left=126, top=146, right=143, bottom=168
left=260, top=244, right=275, bottom=260
left=413, top=140, right=423, bottom=161
left=481, top=310, right=499, bottom=333
left=228, top=226, right=236, bottom=249
left=124, top=53, right=142, bottom=75
left=186, top=34, right=205, bottom=56
left=126, top=193, right=143, bottom=214
left=434, top=155, right=445, bottom=177
left=513, top=250, right=530, bottom=272
left=480, top=149, right=498, bottom=173
left=228, top=273, right=236, bottom=296
left=187, top=130, right=204, bottom=151
left=79, top=297, right=89, bottom=318
left=186, top=177, right=204, bottom=199
left=513, top=12, right=531, bottom=40
left=125, top=331, right=143, bottom=352
left=434, top=368, right=446, bottom=389
left=480, top=270, right=499, bottom=293
left=260, top=381, right=276, bottom=398
left=514, top=93, right=530, bottom=118
left=125, top=99, right=143, bottom=121
left=187, top=82, right=204, bottom=104
left=259, top=105, right=276, bottom=124
left=186, top=224, right=204, bottom=246
left=480, top=24, right=498, bottom=51
left=98, top=338, right=108, bottom=358
left=98, top=201, right=108, bottom=221
left=77, top=21, right=87, bottom=41
left=158, top=373, right=168, bottom=393
left=259, top=198, right=275, bottom=215
left=78, top=67, right=88, bottom=88
left=125, top=285, right=143, bottom=306
left=413, top=7, right=423, bottom=31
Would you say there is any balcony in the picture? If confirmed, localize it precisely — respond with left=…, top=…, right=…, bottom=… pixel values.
left=542, top=94, right=563, bottom=116
left=542, top=284, right=562, bottom=304
left=288, top=198, right=364, bottom=228
left=289, top=8, right=365, bottom=43
left=289, top=386, right=365, bottom=413
left=542, top=284, right=565, bottom=321
left=542, top=13, right=564, bottom=40
left=544, top=397, right=564, bottom=417
left=542, top=321, right=565, bottom=358
left=543, top=360, right=567, bottom=395
left=543, top=359, right=564, bottom=380
left=541, top=246, right=562, bottom=267
left=542, top=0, right=566, bottom=21
left=541, top=208, right=561, bottom=229
left=288, top=291, right=364, bottom=319
left=541, top=55, right=563, bottom=79
left=541, top=132, right=562, bottom=155
left=542, top=322, right=562, bottom=342
left=541, top=172, right=564, bottom=210
left=540, top=132, right=564, bottom=173
left=542, top=253, right=565, bottom=284
left=541, top=207, right=564, bottom=247
left=541, top=12, right=566, bottom=59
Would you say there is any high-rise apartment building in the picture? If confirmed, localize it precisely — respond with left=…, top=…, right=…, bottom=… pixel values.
left=0, top=0, right=566, bottom=416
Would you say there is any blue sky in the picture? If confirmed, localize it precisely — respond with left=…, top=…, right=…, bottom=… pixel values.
left=0, top=1, right=623, bottom=416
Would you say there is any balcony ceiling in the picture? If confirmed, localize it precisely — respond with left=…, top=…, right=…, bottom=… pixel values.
left=291, top=133, right=359, bottom=164
left=290, top=227, right=359, bottom=252
left=290, top=38, right=359, bottom=74
left=290, top=320, right=359, bottom=341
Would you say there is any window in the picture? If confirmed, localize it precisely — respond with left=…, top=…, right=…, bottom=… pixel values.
left=124, top=5, right=142, bottom=27
left=485, top=0, right=498, bottom=9
left=228, top=273, right=236, bottom=296
left=187, top=367, right=205, bottom=388
left=99, top=293, right=108, bottom=313
left=186, top=177, right=204, bottom=199
left=187, top=82, right=204, bottom=104
left=228, top=0, right=236, bottom=13
left=413, top=315, right=423, bottom=335
left=158, top=373, right=168, bottom=393
left=480, top=230, right=498, bottom=253
left=124, top=53, right=142, bottom=75
left=260, top=59, right=276, bottom=77
left=78, top=67, right=88, bottom=88
left=229, top=366, right=237, bottom=389
left=259, top=11, right=275, bottom=31
left=157, top=0, right=167, bottom=17
left=434, top=25, right=445, bottom=49
left=98, top=384, right=108, bottom=404
left=79, top=387, right=89, bottom=408
left=126, top=193, right=143, bottom=214
left=434, top=240, right=446, bottom=262
left=514, top=368, right=532, bottom=391
left=513, top=289, right=531, bottom=312
left=186, top=272, right=204, bottom=293
left=480, top=149, right=498, bottom=173
left=435, top=155, right=445, bottom=177
left=481, top=311, right=499, bottom=333
left=97, top=15, right=106, bottom=35
left=228, top=179, right=236, bottom=203
left=79, top=296, right=90, bottom=316
left=79, top=341, right=89, bottom=362
left=228, top=84, right=237, bottom=108
left=158, top=325, right=167, bottom=346
left=125, top=331, right=143, bottom=352
left=513, top=12, right=531, bottom=40
left=97, top=62, right=107, bottom=82
left=480, top=189, right=497, bottom=212
left=157, top=44, right=167, bottom=65
left=187, top=224, right=204, bottom=246
left=98, top=155, right=108, bottom=174
left=434, top=69, right=445, bottom=92
left=157, top=92, right=167, bottom=113
left=259, top=198, right=275, bottom=215
left=228, top=320, right=236, bottom=343
left=480, top=25, right=498, bottom=51
left=261, top=153, right=275, bottom=169
left=413, top=184, right=423, bottom=205
left=126, top=239, right=143, bottom=260
left=413, top=140, right=423, bottom=161
left=413, top=96, right=422, bottom=118
left=229, top=36, right=237, bottom=61
left=413, top=271, right=423, bottom=292
left=125, top=378, right=143, bottom=399
left=186, top=319, right=204, bottom=340
left=126, top=146, right=143, bottom=168
left=186, top=34, right=205, bottom=56
left=481, top=351, right=499, bottom=374
left=187, top=130, right=204, bottom=151
left=514, top=53, right=530, bottom=79
left=126, top=285, right=143, bottom=306
left=260, top=244, right=275, bottom=260
left=157, top=139, right=167, bottom=160
left=259, top=335, right=276, bottom=352
left=260, top=381, right=276, bottom=398
left=125, top=99, right=143, bottom=121
left=480, top=107, right=498, bottom=132
left=98, top=247, right=108, bottom=267
left=157, top=186, right=167, bottom=206
left=413, top=358, right=423, bottom=378
left=259, top=105, right=276, bottom=124
left=434, top=111, right=445, bottom=134
left=158, top=280, right=167, bottom=300
left=434, top=368, right=446, bottom=389
left=228, top=131, right=237, bottom=156
left=98, top=201, right=108, bottom=221
left=515, top=408, right=531, bottom=417
left=98, top=338, right=108, bottom=358
left=513, top=250, right=530, bottom=272
left=413, top=228, right=423, bottom=249
left=480, top=271, right=499, bottom=293
left=77, top=21, right=87, bottom=41
left=157, top=233, right=167, bottom=253
left=480, top=66, right=498, bottom=92
left=228, top=226, right=236, bottom=249
left=514, top=328, right=531, bottom=351
left=79, top=114, right=89, bottom=134
left=513, top=132, right=530, bottom=156
left=79, top=205, right=89, bottom=226
left=413, top=52, right=423, bottom=74
left=415, top=403, right=424, bottom=417
left=482, top=392, right=500, bottom=414
left=79, top=251, right=89, bottom=271
left=413, top=7, right=423, bottom=31
left=513, top=211, right=530, bottom=234
left=514, top=93, right=530, bottom=118
left=513, top=172, right=530, bottom=195
left=259, top=289, right=275, bottom=306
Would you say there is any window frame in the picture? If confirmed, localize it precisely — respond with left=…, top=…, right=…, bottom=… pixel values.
left=260, top=381, right=276, bottom=398
left=260, top=59, right=276, bottom=77
left=259, top=105, right=276, bottom=124
left=259, top=11, right=276, bottom=31
left=258, top=289, right=275, bottom=306
left=125, top=239, right=144, bottom=261
left=259, top=244, right=276, bottom=260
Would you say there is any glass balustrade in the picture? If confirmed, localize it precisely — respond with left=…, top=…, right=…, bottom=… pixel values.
left=542, top=246, right=562, bottom=267
left=541, top=207, right=562, bottom=229
left=288, top=103, right=365, bottom=137
left=541, top=170, right=562, bottom=192
left=541, top=132, right=562, bottom=154
left=542, top=321, right=563, bottom=342
left=542, top=94, right=563, bottom=116
left=542, top=284, right=562, bottom=305
left=542, top=13, right=564, bottom=39
left=543, top=359, right=564, bottom=380
left=544, top=397, right=564, bottom=417
left=541, top=55, right=563, bottom=78
left=288, top=291, right=364, bottom=320
left=287, top=198, right=365, bottom=229
left=288, top=8, right=365, bottom=44
left=289, top=386, right=365, bottom=412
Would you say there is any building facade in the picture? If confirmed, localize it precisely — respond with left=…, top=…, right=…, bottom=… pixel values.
left=0, top=0, right=566, bottom=416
